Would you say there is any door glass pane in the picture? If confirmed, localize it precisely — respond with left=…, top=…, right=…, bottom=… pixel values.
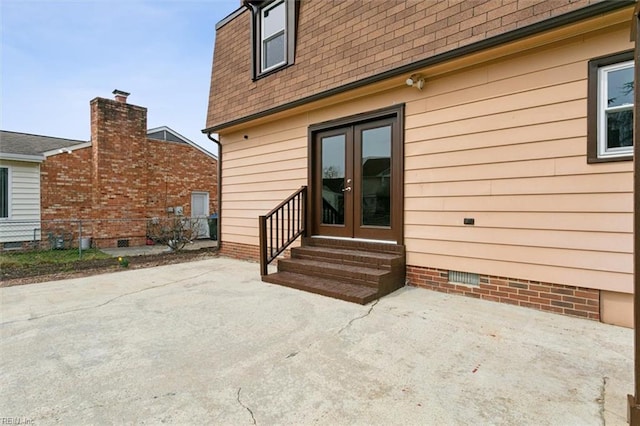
left=321, top=135, right=345, bottom=225
left=361, top=126, right=391, bottom=227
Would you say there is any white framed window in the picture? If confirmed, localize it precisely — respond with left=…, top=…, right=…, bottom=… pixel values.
left=247, top=0, right=296, bottom=79
left=261, top=0, right=286, bottom=72
left=0, top=166, right=10, bottom=219
left=598, top=60, right=634, bottom=159
left=588, top=51, right=634, bottom=163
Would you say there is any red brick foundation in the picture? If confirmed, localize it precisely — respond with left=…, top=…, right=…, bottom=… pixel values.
left=407, top=265, right=600, bottom=321
left=217, top=244, right=601, bottom=321
left=219, top=241, right=292, bottom=264
left=219, top=241, right=260, bottom=262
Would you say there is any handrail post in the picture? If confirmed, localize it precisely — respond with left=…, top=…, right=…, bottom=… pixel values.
left=259, top=215, right=267, bottom=276
left=302, top=186, right=307, bottom=236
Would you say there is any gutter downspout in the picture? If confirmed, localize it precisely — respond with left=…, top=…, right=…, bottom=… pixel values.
left=244, top=1, right=259, bottom=81
left=206, top=132, right=222, bottom=245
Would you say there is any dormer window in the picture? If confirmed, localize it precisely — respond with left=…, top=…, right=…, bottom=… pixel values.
left=246, top=0, right=296, bottom=79
left=261, top=0, right=286, bottom=71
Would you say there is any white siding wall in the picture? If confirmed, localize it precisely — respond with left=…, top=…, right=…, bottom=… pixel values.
left=0, top=160, right=41, bottom=243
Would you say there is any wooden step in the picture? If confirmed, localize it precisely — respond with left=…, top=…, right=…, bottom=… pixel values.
left=291, top=245, right=402, bottom=270
left=262, top=237, right=405, bottom=304
left=277, top=258, right=390, bottom=288
left=302, top=237, right=404, bottom=255
left=262, top=271, right=379, bottom=305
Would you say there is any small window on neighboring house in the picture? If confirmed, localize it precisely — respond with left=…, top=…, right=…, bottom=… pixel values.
left=247, top=0, right=296, bottom=79
left=0, top=167, right=9, bottom=218
left=588, top=51, right=634, bottom=163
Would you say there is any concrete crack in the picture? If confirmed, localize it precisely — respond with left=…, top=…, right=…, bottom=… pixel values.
left=338, top=299, right=379, bottom=334
left=597, top=376, right=608, bottom=426
left=237, top=387, right=256, bottom=425
left=1, top=271, right=211, bottom=326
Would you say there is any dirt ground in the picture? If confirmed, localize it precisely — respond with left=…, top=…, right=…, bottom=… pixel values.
left=0, top=248, right=218, bottom=288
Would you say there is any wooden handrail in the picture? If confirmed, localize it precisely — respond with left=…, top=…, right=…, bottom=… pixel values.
left=259, top=186, right=307, bottom=276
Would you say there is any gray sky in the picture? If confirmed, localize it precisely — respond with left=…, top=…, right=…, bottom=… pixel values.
left=1, top=0, right=241, bottom=154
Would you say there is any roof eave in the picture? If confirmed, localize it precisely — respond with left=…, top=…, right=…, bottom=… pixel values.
left=42, top=141, right=92, bottom=158
left=147, top=126, right=218, bottom=160
left=0, top=153, right=45, bottom=163
left=215, top=5, right=246, bottom=31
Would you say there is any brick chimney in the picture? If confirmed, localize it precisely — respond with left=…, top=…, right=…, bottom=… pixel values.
left=112, top=89, right=130, bottom=103
left=90, top=92, right=148, bottom=223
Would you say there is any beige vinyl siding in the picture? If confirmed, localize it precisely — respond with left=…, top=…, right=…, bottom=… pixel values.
left=221, top=120, right=308, bottom=246
left=219, top=18, right=633, bottom=294
left=218, top=93, right=405, bottom=246
left=404, top=24, right=633, bottom=294
left=0, top=160, right=41, bottom=243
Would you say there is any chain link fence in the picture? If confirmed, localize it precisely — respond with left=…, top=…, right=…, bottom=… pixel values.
left=0, top=216, right=218, bottom=255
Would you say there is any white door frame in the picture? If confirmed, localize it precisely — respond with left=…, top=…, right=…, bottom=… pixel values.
left=191, top=191, right=210, bottom=239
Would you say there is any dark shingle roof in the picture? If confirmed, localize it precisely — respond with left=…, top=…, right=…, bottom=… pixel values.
left=0, top=130, right=87, bottom=156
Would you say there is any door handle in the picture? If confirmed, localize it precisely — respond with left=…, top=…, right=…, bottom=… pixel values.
left=342, top=186, right=352, bottom=192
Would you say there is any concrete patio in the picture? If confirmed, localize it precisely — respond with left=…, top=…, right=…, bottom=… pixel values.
left=0, top=257, right=633, bottom=425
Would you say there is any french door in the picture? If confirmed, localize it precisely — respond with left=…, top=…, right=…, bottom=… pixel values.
left=310, top=107, right=403, bottom=242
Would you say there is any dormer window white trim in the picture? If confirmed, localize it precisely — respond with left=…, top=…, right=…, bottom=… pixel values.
left=261, top=0, right=286, bottom=72
left=245, top=0, right=296, bottom=80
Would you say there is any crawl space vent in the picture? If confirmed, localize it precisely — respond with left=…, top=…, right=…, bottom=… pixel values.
left=448, top=270, right=479, bottom=286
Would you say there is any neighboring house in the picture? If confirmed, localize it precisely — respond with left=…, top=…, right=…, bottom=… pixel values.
left=203, top=0, right=635, bottom=327
left=1, top=90, right=218, bottom=249
left=0, top=133, right=84, bottom=248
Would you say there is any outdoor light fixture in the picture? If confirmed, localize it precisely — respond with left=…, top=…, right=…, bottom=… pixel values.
left=405, top=74, right=425, bottom=90
left=58, top=148, right=72, bottom=154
